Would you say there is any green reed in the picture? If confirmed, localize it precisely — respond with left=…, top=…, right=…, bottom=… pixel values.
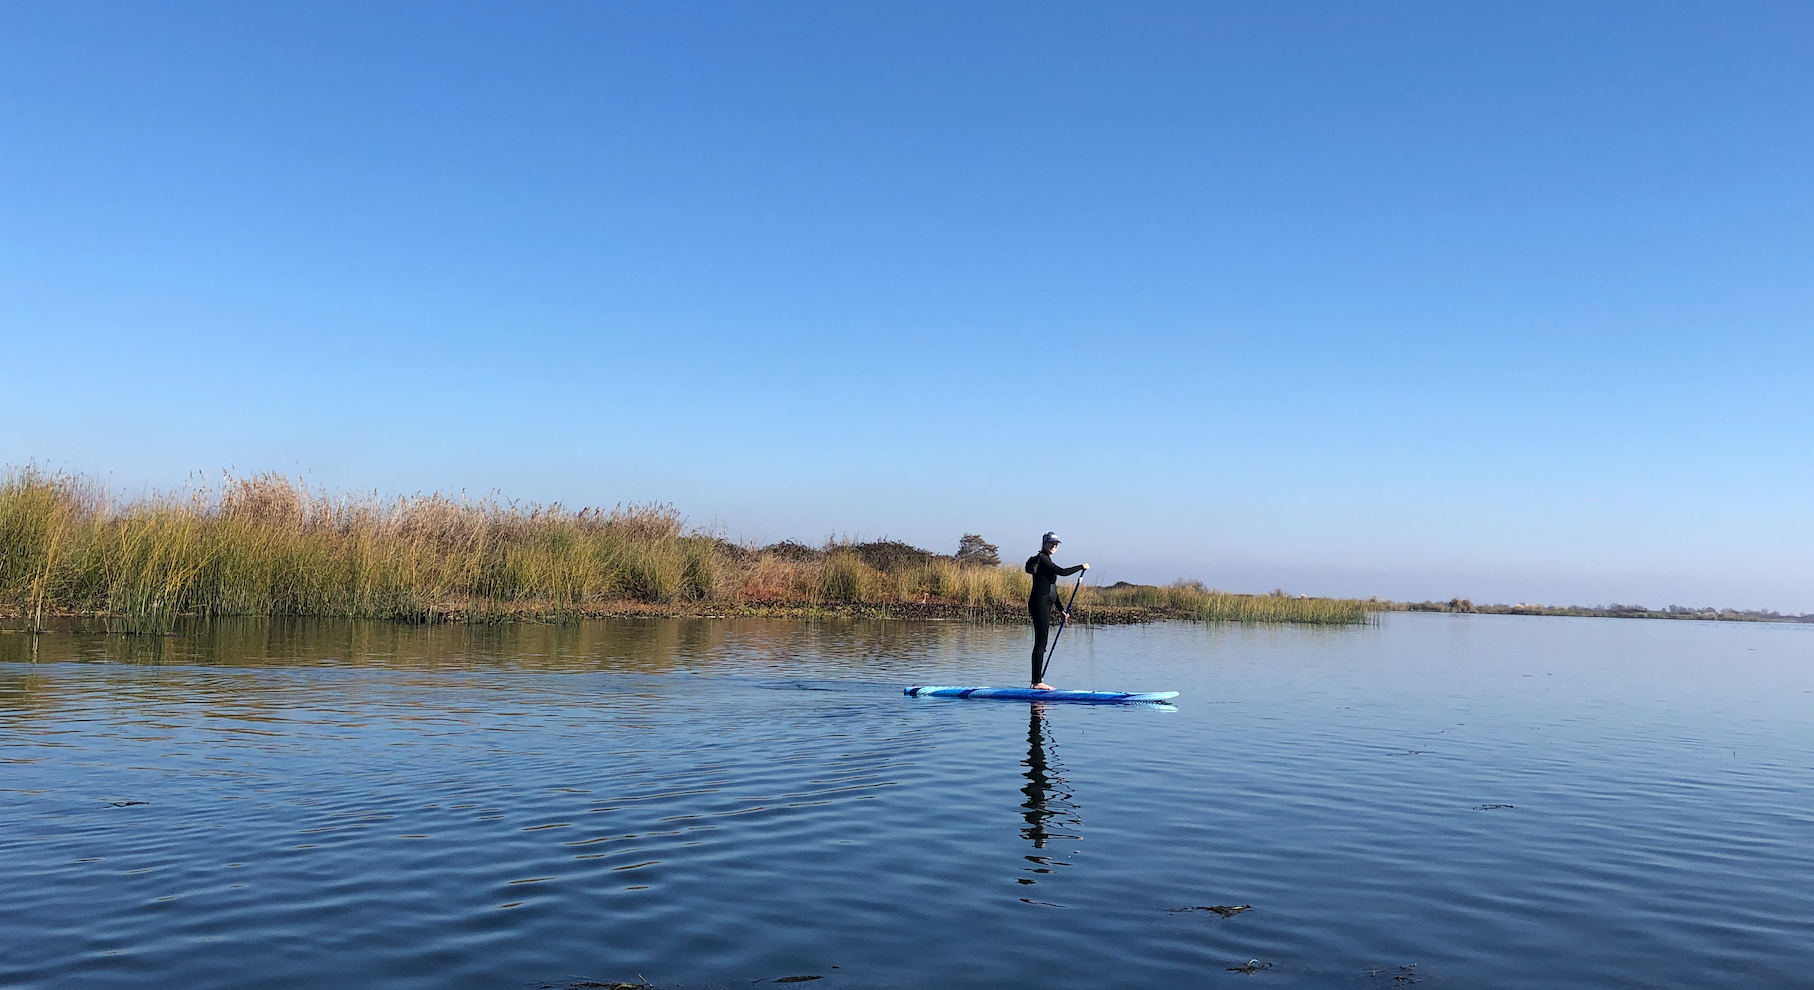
left=1079, top=579, right=1377, bottom=624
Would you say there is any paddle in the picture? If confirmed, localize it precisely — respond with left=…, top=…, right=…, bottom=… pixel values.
left=1037, top=574, right=1085, bottom=685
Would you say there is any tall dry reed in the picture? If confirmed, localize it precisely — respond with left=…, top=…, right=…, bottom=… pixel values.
left=0, top=467, right=1378, bottom=629
left=0, top=469, right=1034, bottom=629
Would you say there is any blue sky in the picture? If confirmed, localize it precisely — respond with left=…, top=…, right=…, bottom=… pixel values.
left=3, top=2, right=1810, bottom=611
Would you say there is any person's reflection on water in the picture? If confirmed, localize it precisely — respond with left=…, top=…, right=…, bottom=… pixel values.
left=1019, top=703, right=1083, bottom=886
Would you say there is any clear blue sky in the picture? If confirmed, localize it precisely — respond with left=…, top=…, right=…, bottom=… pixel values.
left=3, top=2, right=1810, bottom=611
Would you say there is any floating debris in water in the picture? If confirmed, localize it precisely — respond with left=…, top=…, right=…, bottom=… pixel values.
left=1227, top=959, right=1274, bottom=974
left=109, top=800, right=148, bottom=807
left=556, top=981, right=651, bottom=990
left=771, top=978, right=823, bottom=984
left=1364, top=963, right=1420, bottom=984
left=1474, top=804, right=1514, bottom=811
left=1167, top=904, right=1251, bottom=917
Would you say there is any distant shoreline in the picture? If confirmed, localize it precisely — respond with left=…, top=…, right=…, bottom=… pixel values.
left=1394, top=599, right=1813, bottom=624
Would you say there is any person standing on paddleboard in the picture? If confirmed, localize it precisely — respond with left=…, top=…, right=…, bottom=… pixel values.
left=1025, top=532, right=1088, bottom=689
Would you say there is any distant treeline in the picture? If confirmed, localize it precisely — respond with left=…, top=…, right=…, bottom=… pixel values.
left=0, top=468, right=1379, bottom=633
left=1401, top=598, right=1812, bottom=623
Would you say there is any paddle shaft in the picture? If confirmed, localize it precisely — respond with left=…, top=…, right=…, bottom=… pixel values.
left=1038, top=574, right=1084, bottom=684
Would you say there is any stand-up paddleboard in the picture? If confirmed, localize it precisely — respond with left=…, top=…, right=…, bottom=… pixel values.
left=905, top=686, right=1179, bottom=704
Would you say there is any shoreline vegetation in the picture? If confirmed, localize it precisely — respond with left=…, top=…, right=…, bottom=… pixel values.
left=1, top=468, right=1375, bottom=634
left=2, top=468, right=1803, bottom=634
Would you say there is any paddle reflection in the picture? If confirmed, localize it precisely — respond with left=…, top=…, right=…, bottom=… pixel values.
left=1018, top=703, right=1083, bottom=887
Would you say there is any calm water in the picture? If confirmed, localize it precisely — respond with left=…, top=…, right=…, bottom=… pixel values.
left=3, top=613, right=1812, bottom=989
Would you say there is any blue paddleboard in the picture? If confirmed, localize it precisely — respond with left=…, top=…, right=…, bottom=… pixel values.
left=904, top=686, right=1179, bottom=704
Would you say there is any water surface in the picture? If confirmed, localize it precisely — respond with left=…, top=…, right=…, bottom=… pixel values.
left=3, top=614, right=1812, bottom=988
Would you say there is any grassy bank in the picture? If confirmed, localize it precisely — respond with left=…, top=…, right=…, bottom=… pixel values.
left=0, top=468, right=1379, bottom=631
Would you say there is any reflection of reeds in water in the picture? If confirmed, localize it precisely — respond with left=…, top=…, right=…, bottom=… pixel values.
left=0, top=467, right=1380, bottom=629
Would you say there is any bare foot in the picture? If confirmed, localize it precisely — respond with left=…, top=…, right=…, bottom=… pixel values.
left=1031, top=682, right=1055, bottom=690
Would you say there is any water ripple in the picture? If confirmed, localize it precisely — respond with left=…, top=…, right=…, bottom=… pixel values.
left=2, top=615, right=1812, bottom=988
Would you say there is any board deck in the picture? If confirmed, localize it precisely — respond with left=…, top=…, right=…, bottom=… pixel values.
left=904, top=685, right=1179, bottom=704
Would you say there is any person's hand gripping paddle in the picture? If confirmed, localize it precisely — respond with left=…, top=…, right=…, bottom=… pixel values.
left=1037, top=573, right=1085, bottom=686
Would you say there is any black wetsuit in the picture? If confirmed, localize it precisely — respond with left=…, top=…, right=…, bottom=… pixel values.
left=1025, top=551, right=1085, bottom=683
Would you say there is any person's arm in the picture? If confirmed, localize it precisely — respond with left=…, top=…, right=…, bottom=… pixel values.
left=1056, top=563, right=1085, bottom=577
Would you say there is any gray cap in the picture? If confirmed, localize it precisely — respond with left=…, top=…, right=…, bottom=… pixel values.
left=1042, top=531, right=1060, bottom=546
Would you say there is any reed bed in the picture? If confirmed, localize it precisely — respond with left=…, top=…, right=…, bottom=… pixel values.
left=0, top=468, right=1377, bottom=631
left=0, top=469, right=1033, bottom=631
left=1077, top=580, right=1376, bottom=624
